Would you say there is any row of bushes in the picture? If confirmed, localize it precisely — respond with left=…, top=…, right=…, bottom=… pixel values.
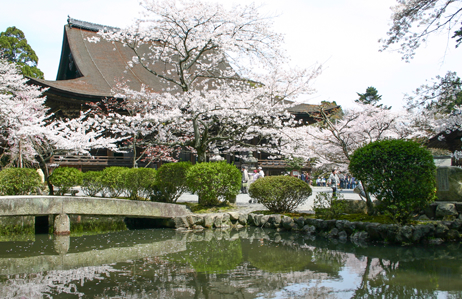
left=0, top=139, right=437, bottom=223
left=46, top=161, right=243, bottom=206
left=0, top=163, right=314, bottom=212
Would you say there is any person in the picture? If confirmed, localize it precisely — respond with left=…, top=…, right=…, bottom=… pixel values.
left=300, top=172, right=305, bottom=182
left=258, top=166, right=265, bottom=178
left=248, top=169, right=261, bottom=203
left=351, top=176, right=356, bottom=189
left=241, top=166, right=249, bottom=194
left=329, top=169, right=340, bottom=197
left=321, top=177, right=326, bottom=186
left=252, top=169, right=260, bottom=182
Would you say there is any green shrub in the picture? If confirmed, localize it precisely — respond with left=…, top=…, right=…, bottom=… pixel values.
left=49, top=167, right=82, bottom=195
left=349, top=139, right=436, bottom=224
left=81, top=171, right=103, bottom=197
left=152, top=162, right=192, bottom=203
left=313, top=192, right=347, bottom=219
left=249, top=176, right=312, bottom=213
left=0, top=168, right=42, bottom=195
left=100, top=167, right=129, bottom=198
left=124, top=168, right=157, bottom=200
left=186, top=161, right=241, bottom=206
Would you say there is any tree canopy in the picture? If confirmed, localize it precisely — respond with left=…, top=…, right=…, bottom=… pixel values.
left=380, top=0, right=462, bottom=61
left=0, top=26, right=44, bottom=79
left=405, top=71, right=462, bottom=113
left=94, top=0, right=321, bottom=162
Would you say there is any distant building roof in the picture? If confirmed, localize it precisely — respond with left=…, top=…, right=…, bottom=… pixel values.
left=28, top=17, right=174, bottom=100
left=28, top=18, right=338, bottom=120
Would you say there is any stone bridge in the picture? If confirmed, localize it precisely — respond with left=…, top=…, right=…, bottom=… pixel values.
left=0, top=196, right=191, bottom=235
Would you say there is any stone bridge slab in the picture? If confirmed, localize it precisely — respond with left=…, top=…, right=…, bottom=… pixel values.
left=0, top=196, right=191, bottom=218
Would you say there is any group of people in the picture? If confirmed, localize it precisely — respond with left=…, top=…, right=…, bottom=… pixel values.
left=240, top=166, right=264, bottom=194
left=324, top=170, right=358, bottom=196
left=316, top=172, right=357, bottom=189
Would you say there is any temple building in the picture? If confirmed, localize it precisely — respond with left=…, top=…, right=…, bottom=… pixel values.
left=30, top=18, right=337, bottom=174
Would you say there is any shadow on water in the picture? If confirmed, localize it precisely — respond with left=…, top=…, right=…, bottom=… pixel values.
left=0, top=227, right=461, bottom=298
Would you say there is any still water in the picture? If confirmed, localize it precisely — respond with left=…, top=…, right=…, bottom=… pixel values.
left=0, top=227, right=461, bottom=298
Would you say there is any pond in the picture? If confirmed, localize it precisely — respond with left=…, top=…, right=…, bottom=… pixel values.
left=0, top=227, right=461, bottom=298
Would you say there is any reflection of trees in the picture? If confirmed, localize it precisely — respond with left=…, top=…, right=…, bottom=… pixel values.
left=0, top=266, right=120, bottom=298
left=351, top=256, right=462, bottom=299
left=1, top=228, right=462, bottom=298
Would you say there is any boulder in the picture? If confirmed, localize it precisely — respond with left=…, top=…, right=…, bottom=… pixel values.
left=281, top=216, right=294, bottom=230
left=203, top=215, right=214, bottom=228
left=238, top=213, right=248, bottom=226
left=435, top=203, right=458, bottom=218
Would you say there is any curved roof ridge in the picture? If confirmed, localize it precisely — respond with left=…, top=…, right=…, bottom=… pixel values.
left=67, top=16, right=119, bottom=33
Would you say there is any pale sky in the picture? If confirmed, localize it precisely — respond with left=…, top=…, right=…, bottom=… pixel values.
left=2, top=0, right=461, bottom=110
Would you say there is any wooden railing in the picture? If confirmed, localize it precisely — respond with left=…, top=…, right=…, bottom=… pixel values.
left=50, top=155, right=133, bottom=167
left=258, top=160, right=311, bottom=169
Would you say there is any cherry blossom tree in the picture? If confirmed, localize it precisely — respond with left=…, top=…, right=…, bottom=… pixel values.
left=90, top=83, right=183, bottom=167
left=279, top=103, right=426, bottom=213
left=0, top=59, right=120, bottom=192
left=405, top=71, right=462, bottom=113
left=92, top=0, right=321, bottom=162
left=380, top=0, right=462, bottom=61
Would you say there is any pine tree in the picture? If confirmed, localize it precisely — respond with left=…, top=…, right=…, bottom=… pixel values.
left=0, top=26, right=44, bottom=79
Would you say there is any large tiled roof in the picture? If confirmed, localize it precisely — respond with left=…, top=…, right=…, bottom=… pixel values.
left=29, top=18, right=334, bottom=118
left=29, top=18, right=176, bottom=98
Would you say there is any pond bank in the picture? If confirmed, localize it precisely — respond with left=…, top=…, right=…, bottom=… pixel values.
left=165, top=211, right=462, bottom=245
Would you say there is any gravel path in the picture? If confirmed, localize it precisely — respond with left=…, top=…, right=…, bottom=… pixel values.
left=177, top=186, right=364, bottom=214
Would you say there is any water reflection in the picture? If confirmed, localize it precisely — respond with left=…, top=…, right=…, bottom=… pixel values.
left=0, top=228, right=461, bottom=298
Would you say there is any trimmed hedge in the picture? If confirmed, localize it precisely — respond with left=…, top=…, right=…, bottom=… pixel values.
left=152, top=162, right=192, bottom=203
left=249, top=175, right=312, bottom=213
left=186, top=161, right=241, bottom=206
left=49, top=167, right=82, bottom=196
left=124, top=167, right=157, bottom=200
left=349, top=139, right=436, bottom=224
left=0, top=168, right=42, bottom=195
left=81, top=171, right=103, bottom=197
left=100, top=167, right=128, bottom=198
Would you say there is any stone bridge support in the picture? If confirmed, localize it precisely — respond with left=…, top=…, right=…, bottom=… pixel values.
left=54, top=214, right=71, bottom=235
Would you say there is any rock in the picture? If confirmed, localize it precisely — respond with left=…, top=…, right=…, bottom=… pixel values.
left=254, top=214, right=263, bottom=226
left=413, top=224, right=435, bottom=242
left=397, top=225, right=413, bottom=243
left=295, top=217, right=305, bottom=228
left=436, top=203, right=458, bottom=218
left=281, top=216, right=294, bottom=230
left=238, top=214, right=248, bottom=226
left=302, top=225, right=316, bottom=234
left=435, top=223, right=449, bottom=238
left=260, top=215, right=270, bottom=227
left=214, top=215, right=223, bottom=228
left=222, top=213, right=230, bottom=226
left=203, top=215, right=214, bottom=228
left=228, top=212, right=240, bottom=221
left=268, top=215, right=282, bottom=228
left=418, top=214, right=430, bottom=221
left=436, top=166, right=462, bottom=202
left=173, top=216, right=189, bottom=229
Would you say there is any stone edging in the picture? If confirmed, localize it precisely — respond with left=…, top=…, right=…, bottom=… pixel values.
left=166, top=212, right=462, bottom=245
